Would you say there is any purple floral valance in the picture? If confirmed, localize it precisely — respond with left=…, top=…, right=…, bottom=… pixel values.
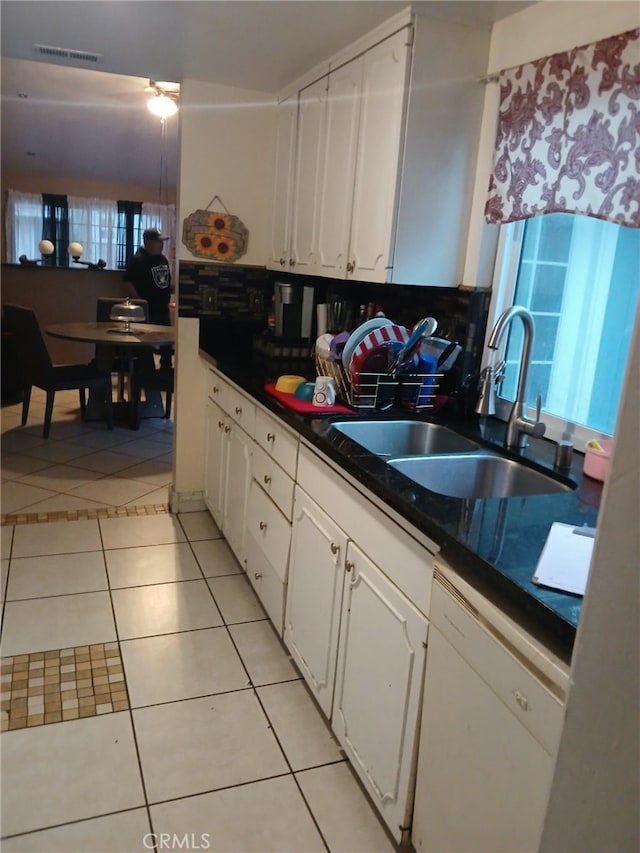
left=485, top=29, right=640, bottom=228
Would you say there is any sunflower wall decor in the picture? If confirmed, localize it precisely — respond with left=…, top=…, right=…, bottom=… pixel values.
left=182, top=196, right=248, bottom=262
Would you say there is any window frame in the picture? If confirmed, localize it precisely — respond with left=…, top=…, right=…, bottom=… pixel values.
left=483, top=219, right=622, bottom=447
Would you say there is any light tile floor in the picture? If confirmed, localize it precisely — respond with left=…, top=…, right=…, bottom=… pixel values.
left=1, top=393, right=397, bottom=852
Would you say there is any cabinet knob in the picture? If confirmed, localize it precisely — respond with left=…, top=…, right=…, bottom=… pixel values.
left=235, top=406, right=242, bottom=416
left=346, top=261, right=355, bottom=273
left=345, top=560, right=354, bottom=573
left=330, top=542, right=339, bottom=555
left=212, top=385, right=219, bottom=394
left=279, top=258, right=286, bottom=266
left=224, top=425, right=231, bottom=434
left=514, top=690, right=529, bottom=711
left=289, top=259, right=296, bottom=268
left=259, top=521, right=267, bottom=531
left=218, top=420, right=224, bottom=429
left=254, top=572, right=263, bottom=581
left=263, top=474, right=272, bottom=485
left=266, top=432, right=275, bottom=442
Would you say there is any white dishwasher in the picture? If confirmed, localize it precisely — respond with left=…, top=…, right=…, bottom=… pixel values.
left=412, top=562, right=569, bottom=853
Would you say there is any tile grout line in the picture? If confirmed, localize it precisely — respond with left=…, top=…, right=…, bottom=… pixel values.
left=0, top=805, right=150, bottom=843
left=98, top=518, right=157, bottom=851
left=174, top=514, right=331, bottom=852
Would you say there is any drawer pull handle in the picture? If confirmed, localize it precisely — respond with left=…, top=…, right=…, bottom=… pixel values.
left=254, top=572, right=263, bottom=581
left=263, top=474, right=272, bottom=485
left=330, top=542, right=339, bottom=555
left=212, top=385, right=219, bottom=394
left=259, top=521, right=267, bottom=531
left=266, top=432, right=276, bottom=442
left=235, top=406, right=242, bottom=416
left=345, top=560, right=354, bottom=573
left=224, top=425, right=231, bottom=434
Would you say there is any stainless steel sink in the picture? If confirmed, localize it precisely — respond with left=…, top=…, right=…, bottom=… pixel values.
left=331, top=420, right=480, bottom=457
left=388, top=452, right=573, bottom=499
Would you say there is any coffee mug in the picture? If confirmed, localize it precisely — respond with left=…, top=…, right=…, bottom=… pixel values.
left=312, top=376, right=336, bottom=407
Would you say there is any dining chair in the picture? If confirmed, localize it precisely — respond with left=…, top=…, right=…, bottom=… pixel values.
left=2, top=304, right=114, bottom=438
left=130, top=366, right=174, bottom=430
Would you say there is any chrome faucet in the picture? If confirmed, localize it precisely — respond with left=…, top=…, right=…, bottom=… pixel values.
left=478, top=306, right=546, bottom=450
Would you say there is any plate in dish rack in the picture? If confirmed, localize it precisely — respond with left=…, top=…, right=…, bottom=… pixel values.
left=341, top=318, right=393, bottom=369
left=349, top=324, right=411, bottom=379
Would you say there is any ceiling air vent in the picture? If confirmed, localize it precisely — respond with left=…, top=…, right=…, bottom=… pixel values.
left=33, top=43, right=104, bottom=63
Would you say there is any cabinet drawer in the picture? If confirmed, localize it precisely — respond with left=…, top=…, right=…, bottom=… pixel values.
left=247, top=480, right=292, bottom=582
left=225, top=385, right=256, bottom=434
left=252, top=443, right=295, bottom=521
left=246, top=533, right=286, bottom=636
left=255, top=409, right=298, bottom=477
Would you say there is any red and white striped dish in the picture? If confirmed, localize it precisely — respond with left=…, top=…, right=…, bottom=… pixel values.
left=349, top=324, right=411, bottom=377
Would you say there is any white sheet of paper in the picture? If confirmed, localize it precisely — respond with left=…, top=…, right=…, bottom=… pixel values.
left=532, top=522, right=595, bottom=596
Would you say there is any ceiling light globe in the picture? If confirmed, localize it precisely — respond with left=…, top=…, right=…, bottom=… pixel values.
left=38, top=239, right=54, bottom=256
left=147, top=94, right=178, bottom=118
left=68, top=242, right=84, bottom=257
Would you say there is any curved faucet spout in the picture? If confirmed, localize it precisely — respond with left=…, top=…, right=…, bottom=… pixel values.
left=484, top=306, right=545, bottom=450
left=488, top=305, right=535, bottom=409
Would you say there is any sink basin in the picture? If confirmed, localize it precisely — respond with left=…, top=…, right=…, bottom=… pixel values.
left=388, top=453, right=574, bottom=499
left=331, top=420, right=479, bottom=457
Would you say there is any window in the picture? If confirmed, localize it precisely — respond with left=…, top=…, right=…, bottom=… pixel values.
left=489, top=214, right=640, bottom=441
left=5, top=193, right=175, bottom=269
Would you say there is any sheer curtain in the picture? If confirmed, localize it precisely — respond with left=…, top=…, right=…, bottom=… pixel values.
left=67, top=196, right=119, bottom=268
left=5, top=190, right=43, bottom=263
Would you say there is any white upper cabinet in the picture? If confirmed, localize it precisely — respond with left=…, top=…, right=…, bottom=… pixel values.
left=314, top=56, right=363, bottom=279
left=290, top=76, right=328, bottom=275
left=267, top=96, right=298, bottom=272
left=347, top=28, right=411, bottom=283
left=274, top=11, right=490, bottom=286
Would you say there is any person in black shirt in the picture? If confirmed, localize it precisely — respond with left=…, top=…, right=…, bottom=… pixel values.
left=124, top=228, right=172, bottom=367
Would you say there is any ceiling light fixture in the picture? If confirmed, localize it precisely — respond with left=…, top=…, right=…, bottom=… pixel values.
left=146, top=80, right=179, bottom=119
left=147, top=92, right=178, bottom=118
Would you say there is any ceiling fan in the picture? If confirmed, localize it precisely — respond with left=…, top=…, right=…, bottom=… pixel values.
left=145, top=80, right=180, bottom=118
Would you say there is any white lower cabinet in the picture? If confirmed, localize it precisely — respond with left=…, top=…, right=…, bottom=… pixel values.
left=285, top=485, right=428, bottom=842
left=204, top=398, right=228, bottom=529
left=221, top=421, right=252, bottom=568
left=284, top=488, right=348, bottom=717
left=333, top=541, right=428, bottom=840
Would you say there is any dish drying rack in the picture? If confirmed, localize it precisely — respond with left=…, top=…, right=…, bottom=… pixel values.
left=315, top=354, right=442, bottom=411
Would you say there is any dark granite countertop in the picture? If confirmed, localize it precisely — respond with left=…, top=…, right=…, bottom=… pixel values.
left=200, top=339, right=603, bottom=655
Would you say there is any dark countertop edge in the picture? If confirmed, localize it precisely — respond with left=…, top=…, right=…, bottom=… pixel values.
left=199, top=348, right=582, bottom=661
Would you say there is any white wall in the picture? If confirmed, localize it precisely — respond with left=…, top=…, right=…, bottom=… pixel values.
left=172, top=79, right=276, bottom=504
left=462, top=0, right=640, bottom=289
left=177, top=78, right=277, bottom=266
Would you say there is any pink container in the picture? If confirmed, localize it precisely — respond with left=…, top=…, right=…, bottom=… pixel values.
left=583, top=438, right=613, bottom=481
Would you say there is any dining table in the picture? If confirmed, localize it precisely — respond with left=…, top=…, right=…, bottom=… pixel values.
left=46, top=321, right=175, bottom=427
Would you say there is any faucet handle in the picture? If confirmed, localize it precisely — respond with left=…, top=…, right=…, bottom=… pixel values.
left=527, top=394, right=546, bottom=438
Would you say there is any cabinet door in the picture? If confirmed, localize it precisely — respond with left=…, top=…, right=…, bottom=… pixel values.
left=222, top=422, right=252, bottom=568
left=347, top=27, right=411, bottom=283
left=284, top=487, right=348, bottom=717
left=332, top=541, right=428, bottom=842
left=204, top=398, right=227, bottom=528
left=290, top=76, right=328, bottom=275
left=412, top=625, right=554, bottom=853
left=314, top=57, right=363, bottom=279
left=268, top=96, right=298, bottom=272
